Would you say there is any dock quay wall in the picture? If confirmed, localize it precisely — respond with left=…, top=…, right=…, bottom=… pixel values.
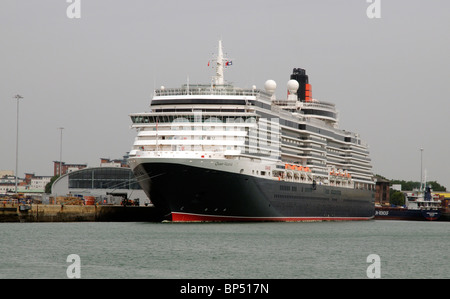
left=0, top=204, right=164, bottom=222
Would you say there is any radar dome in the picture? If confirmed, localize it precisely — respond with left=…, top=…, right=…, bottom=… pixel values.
left=264, top=80, right=277, bottom=95
left=287, top=80, right=299, bottom=94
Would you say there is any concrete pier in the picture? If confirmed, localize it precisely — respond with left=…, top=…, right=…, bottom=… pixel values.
left=0, top=204, right=165, bottom=222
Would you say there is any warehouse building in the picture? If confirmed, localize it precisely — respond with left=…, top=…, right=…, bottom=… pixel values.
left=51, top=166, right=150, bottom=206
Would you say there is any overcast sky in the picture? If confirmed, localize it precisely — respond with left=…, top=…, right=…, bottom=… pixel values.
left=1, top=0, right=449, bottom=189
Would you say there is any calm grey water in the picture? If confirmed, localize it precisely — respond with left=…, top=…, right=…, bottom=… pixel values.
left=0, top=220, right=448, bottom=279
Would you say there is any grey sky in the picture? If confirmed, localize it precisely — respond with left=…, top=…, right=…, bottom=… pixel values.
left=1, top=0, right=449, bottom=189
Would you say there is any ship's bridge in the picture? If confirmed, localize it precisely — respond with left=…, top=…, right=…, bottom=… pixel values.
left=148, top=84, right=274, bottom=116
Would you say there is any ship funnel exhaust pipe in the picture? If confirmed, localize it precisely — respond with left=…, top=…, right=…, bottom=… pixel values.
left=290, top=68, right=312, bottom=102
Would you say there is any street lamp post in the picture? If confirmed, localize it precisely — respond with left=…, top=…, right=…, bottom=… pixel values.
left=58, top=127, right=64, bottom=176
left=420, top=148, right=424, bottom=191
left=13, top=94, right=23, bottom=194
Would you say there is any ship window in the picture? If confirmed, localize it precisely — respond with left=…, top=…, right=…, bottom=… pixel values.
left=68, top=168, right=141, bottom=190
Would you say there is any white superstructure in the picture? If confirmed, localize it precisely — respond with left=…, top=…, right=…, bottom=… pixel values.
left=128, top=41, right=374, bottom=191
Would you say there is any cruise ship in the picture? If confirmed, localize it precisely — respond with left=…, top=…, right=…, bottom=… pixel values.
left=127, top=41, right=375, bottom=222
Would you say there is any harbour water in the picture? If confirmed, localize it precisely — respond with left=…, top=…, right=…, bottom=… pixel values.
left=1, top=220, right=448, bottom=279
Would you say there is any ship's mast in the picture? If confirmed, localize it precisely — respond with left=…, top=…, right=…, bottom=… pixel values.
left=211, top=40, right=232, bottom=86
left=215, top=40, right=225, bottom=85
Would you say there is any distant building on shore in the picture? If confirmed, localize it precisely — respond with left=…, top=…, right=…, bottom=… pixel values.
left=375, top=176, right=390, bottom=205
left=1, top=154, right=140, bottom=203
left=0, top=171, right=52, bottom=196
left=53, top=161, right=87, bottom=176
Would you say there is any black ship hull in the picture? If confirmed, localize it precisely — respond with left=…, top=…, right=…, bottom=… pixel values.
left=133, top=162, right=375, bottom=222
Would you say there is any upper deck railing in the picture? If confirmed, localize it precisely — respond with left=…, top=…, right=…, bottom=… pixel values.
left=154, top=84, right=272, bottom=99
left=272, top=99, right=336, bottom=110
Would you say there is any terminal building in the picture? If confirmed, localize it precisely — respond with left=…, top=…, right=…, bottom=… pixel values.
left=51, top=159, right=150, bottom=206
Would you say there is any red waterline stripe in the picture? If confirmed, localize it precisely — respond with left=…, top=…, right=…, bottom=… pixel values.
left=171, top=212, right=372, bottom=222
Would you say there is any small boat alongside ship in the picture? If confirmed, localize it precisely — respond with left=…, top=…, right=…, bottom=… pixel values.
left=375, top=185, right=442, bottom=221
